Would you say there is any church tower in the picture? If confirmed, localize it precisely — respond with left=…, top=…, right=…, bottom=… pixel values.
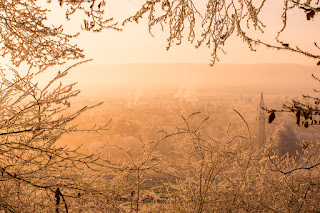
left=258, top=93, right=266, bottom=145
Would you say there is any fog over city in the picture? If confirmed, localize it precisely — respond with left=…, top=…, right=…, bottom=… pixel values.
left=59, top=63, right=320, bottom=159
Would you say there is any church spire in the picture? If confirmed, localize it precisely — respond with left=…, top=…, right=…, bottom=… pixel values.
left=259, top=93, right=266, bottom=145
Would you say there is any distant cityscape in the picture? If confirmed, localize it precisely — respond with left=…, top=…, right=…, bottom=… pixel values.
left=59, top=88, right=320, bottom=160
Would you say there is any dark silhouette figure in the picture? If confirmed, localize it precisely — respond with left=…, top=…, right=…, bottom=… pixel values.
left=269, top=111, right=276, bottom=123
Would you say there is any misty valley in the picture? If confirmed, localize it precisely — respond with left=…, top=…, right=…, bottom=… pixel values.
left=2, top=64, right=320, bottom=212
left=54, top=85, right=320, bottom=212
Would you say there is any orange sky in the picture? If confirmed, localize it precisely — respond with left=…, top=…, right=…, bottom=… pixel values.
left=42, top=0, right=320, bottom=66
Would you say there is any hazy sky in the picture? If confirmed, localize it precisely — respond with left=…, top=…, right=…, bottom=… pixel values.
left=45, top=0, right=320, bottom=65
